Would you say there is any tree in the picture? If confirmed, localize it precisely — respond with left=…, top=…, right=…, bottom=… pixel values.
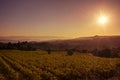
left=99, top=49, right=111, bottom=57
left=92, top=49, right=99, bottom=56
left=67, top=50, right=74, bottom=56
left=7, top=42, right=13, bottom=49
left=47, top=49, right=51, bottom=54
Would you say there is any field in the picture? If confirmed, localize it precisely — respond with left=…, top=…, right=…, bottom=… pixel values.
left=0, top=50, right=120, bottom=80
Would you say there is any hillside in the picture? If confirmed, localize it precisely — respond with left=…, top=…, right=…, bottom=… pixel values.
left=1, top=36, right=120, bottom=51
left=37, top=36, right=120, bottom=50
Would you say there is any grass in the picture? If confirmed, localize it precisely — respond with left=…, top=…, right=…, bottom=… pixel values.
left=0, top=50, right=120, bottom=80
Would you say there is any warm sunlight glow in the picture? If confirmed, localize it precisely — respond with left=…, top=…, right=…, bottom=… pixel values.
left=98, top=16, right=107, bottom=25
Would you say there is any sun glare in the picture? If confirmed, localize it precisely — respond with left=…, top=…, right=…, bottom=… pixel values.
left=98, top=15, right=107, bottom=25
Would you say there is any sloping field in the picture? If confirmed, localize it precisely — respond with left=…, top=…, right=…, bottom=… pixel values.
left=0, top=50, right=120, bottom=80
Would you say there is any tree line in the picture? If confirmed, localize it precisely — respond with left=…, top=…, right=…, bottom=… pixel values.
left=0, top=41, right=36, bottom=51
left=0, top=41, right=120, bottom=58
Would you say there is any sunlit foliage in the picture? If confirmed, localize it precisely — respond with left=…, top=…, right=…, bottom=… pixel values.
left=0, top=50, right=120, bottom=80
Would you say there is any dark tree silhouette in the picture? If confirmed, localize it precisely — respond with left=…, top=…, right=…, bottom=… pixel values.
left=47, top=49, right=51, bottom=54
left=67, top=50, right=74, bottom=56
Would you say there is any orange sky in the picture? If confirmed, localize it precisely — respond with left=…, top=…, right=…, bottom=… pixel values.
left=0, top=0, right=120, bottom=39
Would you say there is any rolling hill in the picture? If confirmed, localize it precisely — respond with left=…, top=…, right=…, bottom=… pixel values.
left=37, top=35, right=120, bottom=50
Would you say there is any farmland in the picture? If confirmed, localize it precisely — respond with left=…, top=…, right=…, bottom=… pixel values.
left=0, top=50, right=120, bottom=80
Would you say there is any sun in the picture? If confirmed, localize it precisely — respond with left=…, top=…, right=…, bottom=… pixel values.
left=98, top=15, right=107, bottom=25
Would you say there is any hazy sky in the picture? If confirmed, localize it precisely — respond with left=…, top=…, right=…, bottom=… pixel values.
left=0, top=0, right=120, bottom=38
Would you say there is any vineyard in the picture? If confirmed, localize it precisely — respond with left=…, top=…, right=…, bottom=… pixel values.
left=0, top=50, right=120, bottom=80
